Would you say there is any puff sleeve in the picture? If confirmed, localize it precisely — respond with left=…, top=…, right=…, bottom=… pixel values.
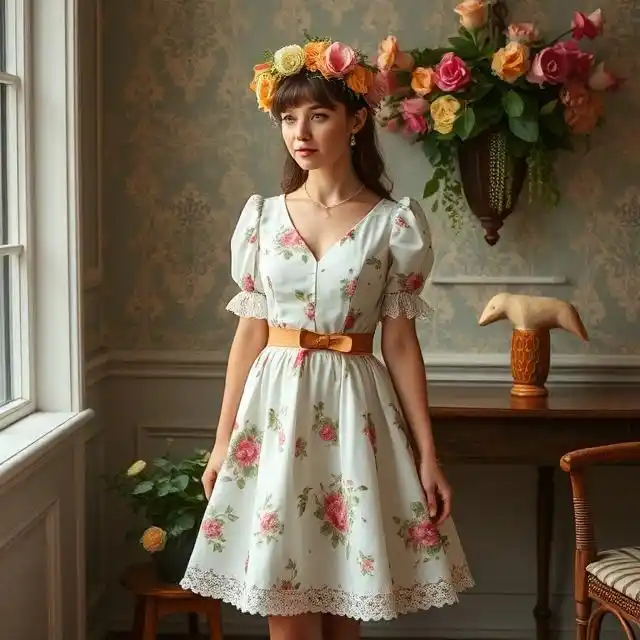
left=380, top=197, right=435, bottom=321
left=225, top=194, right=268, bottom=319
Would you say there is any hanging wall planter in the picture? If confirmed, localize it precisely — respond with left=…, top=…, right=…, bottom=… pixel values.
left=457, top=127, right=527, bottom=246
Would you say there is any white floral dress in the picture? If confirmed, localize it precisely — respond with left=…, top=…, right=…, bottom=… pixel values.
left=180, top=194, right=474, bottom=621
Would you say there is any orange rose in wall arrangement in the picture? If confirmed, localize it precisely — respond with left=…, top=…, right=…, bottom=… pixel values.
left=374, top=1, right=624, bottom=244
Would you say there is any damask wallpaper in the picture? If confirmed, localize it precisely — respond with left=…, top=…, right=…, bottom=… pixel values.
left=101, top=0, right=640, bottom=356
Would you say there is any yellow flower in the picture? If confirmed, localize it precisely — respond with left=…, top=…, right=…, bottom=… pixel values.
left=127, top=460, right=146, bottom=477
left=346, top=65, right=373, bottom=94
left=491, top=41, right=530, bottom=84
left=141, top=526, right=167, bottom=553
left=430, top=96, right=461, bottom=134
left=273, top=44, right=306, bottom=77
left=304, top=40, right=330, bottom=72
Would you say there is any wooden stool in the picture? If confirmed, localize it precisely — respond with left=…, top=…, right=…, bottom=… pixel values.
left=120, top=562, right=223, bottom=640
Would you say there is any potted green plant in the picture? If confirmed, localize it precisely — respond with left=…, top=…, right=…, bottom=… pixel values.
left=374, top=1, right=623, bottom=244
left=108, top=444, right=210, bottom=584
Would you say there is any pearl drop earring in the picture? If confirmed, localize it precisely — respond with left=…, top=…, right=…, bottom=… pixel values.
left=350, top=132, right=356, bottom=147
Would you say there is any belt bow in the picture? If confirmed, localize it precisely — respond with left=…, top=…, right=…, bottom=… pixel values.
left=299, top=329, right=353, bottom=353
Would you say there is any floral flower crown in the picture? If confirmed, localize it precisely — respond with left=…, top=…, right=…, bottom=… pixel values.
left=249, top=33, right=378, bottom=114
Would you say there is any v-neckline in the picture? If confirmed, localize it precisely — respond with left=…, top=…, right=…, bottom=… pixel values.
left=281, top=194, right=385, bottom=264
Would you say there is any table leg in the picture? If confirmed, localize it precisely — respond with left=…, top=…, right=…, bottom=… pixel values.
left=534, top=465, right=555, bottom=640
left=206, top=599, right=224, bottom=640
left=188, top=612, right=200, bottom=639
left=132, top=596, right=145, bottom=640
left=142, top=597, right=158, bottom=640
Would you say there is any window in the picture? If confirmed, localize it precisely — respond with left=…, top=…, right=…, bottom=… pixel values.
left=0, top=0, right=32, bottom=430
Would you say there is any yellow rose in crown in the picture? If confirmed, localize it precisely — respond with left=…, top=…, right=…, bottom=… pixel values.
left=273, top=44, right=306, bottom=76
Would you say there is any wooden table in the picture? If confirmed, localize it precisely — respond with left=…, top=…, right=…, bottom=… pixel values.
left=120, top=563, right=223, bottom=640
left=425, top=383, right=640, bottom=640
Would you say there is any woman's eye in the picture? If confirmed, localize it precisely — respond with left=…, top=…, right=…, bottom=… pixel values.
left=312, top=113, right=328, bottom=120
left=282, top=115, right=295, bottom=124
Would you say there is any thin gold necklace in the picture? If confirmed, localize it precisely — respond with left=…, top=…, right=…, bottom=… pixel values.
left=304, top=182, right=365, bottom=216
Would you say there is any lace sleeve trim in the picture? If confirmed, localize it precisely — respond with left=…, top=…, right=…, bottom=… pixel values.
left=380, top=292, right=433, bottom=320
left=226, top=290, right=268, bottom=319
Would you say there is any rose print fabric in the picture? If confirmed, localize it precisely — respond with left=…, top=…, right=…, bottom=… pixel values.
left=180, top=194, right=474, bottom=620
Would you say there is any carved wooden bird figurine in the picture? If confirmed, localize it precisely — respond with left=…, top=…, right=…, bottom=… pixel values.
left=478, top=292, right=589, bottom=341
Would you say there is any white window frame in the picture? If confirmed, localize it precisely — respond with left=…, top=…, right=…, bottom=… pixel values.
left=0, top=0, right=34, bottom=429
left=0, top=0, right=84, bottom=435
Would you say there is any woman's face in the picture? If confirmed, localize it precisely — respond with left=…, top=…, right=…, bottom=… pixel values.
left=280, top=100, right=364, bottom=171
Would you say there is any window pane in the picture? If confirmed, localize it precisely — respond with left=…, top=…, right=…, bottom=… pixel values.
left=0, top=254, right=11, bottom=406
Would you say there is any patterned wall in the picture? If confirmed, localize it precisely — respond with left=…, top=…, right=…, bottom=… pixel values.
left=101, top=0, right=640, bottom=356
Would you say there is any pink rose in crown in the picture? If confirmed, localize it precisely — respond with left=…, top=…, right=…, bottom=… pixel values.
left=407, top=520, right=441, bottom=547
left=324, top=492, right=349, bottom=533
left=527, top=44, right=571, bottom=85
left=365, top=70, right=399, bottom=106
left=234, top=437, right=260, bottom=467
left=201, top=518, right=223, bottom=540
left=571, top=9, right=603, bottom=40
left=324, top=42, right=358, bottom=76
left=401, top=98, right=429, bottom=134
left=435, top=52, right=471, bottom=92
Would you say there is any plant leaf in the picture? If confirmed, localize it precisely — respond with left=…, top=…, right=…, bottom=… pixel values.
left=508, top=116, right=539, bottom=143
left=172, top=474, right=190, bottom=491
left=540, top=99, right=558, bottom=116
left=132, top=481, right=154, bottom=495
left=423, top=177, right=440, bottom=199
left=502, top=91, right=524, bottom=118
left=454, top=106, right=476, bottom=140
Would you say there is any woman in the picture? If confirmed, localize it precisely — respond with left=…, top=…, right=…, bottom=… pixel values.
left=180, top=36, right=474, bottom=640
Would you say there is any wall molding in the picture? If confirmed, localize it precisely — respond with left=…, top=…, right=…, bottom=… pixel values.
left=85, top=348, right=640, bottom=385
left=0, top=498, right=63, bottom=640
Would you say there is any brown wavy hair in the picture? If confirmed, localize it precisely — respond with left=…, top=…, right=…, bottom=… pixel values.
left=270, top=72, right=393, bottom=201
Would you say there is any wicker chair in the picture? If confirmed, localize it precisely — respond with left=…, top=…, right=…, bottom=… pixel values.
left=560, top=442, right=640, bottom=639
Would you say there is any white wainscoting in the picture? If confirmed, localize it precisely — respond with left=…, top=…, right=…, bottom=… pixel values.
left=98, top=353, right=640, bottom=639
left=0, top=403, right=104, bottom=640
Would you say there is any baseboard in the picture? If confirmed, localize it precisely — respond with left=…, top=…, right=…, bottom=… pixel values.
left=86, top=349, right=640, bottom=385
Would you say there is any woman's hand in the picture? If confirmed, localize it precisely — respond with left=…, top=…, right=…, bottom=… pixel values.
left=419, top=455, right=452, bottom=526
left=201, top=440, right=228, bottom=500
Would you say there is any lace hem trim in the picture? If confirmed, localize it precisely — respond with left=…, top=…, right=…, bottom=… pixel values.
left=180, top=564, right=474, bottom=621
left=380, top=292, right=434, bottom=320
left=226, top=291, right=268, bottom=319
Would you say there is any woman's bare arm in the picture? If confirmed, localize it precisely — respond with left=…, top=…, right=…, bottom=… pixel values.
left=214, top=317, right=268, bottom=447
left=380, top=315, right=436, bottom=460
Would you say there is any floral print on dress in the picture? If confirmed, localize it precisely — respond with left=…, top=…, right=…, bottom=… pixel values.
left=340, top=270, right=359, bottom=300
left=362, top=412, right=378, bottom=455
left=295, top=290, right=316, bottom=320
left=339, top=229, right=357, bottom=245
left=312, top=402, right=339, bottom=445
left=344, top=309, right=362, bottom=331
left=294, top=437, right=307, bottom=459
left=200, top=506, right=238, bottom=552
left=267, top=408, right=286, bottom=452
left=395, top=271, right=425, bottom=294
left=275, top=226, right=311, bottom=263
left=313, top=474, right=368, bottom=558
left=393, top=502, right=449, bottom=567
left=272, top=558, right=301, bottom=591
left=297, top=486, right=313, bottom=516
left=358, top=551, right=376, bottom=576
left=245, top=226, right=257, bottom=244
left=220, top=422, right=262, bottom=489
left=393, top=214, right=410, bottom=230
left=241, top=274, right=256, bottom=292
left=255, top=494, right=284, bottom=545
left=293, top=349, right=310, bottom=376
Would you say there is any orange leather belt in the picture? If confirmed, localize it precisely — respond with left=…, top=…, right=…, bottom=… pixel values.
left=267, top=326, right=374, bottom=355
